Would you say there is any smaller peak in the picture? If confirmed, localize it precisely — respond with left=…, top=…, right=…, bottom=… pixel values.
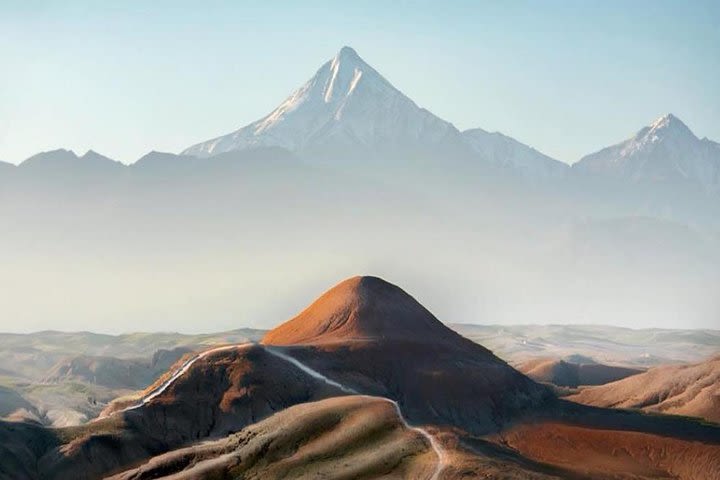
left=134, top=150, right=181, bottom=165
left=19, top=148, right=79, bottom=168
left=50, top=148, right=77, bottom=156
left=81, top=149, right=102, bottom=159
left=26, top=148, right=77, bottom=160
left=81, top=149, right=121, bottom=165
left=462, top=127, right=490, bottom=135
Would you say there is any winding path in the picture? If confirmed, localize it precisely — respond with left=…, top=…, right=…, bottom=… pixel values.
left=117, top=343, right=251, bottom=413
left=114, top=342, right=446, bottom=479
left=264, top=346, right=446, bottom=480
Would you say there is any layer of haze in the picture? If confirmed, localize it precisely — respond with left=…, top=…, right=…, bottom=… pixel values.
left=1, top=0, right=719, bottom=164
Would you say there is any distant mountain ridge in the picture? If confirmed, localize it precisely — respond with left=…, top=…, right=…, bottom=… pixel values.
left=3, top=48, right=719, bottom=193
left=5, top=48, right=717, bottom=195
left=6, top=112, right=716, bottom=192
left=19, top=148, right=122, bottom=170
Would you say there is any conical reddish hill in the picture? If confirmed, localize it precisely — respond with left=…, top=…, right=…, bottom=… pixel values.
left=263, top=276, right=552, bottom=433
left=263, top=275, right=483, bottom=348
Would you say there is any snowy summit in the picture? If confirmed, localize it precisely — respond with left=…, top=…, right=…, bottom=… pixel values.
left=182, top=46, right=459, bottom=158
left=574, top=113, right=720, bottom=193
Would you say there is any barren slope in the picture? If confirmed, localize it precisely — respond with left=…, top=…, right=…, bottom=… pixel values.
left=107, top=396, right=438, bottom=480
left=494, top=421, right=720, bottom=479
left=568, top=356, right=720, bottom=423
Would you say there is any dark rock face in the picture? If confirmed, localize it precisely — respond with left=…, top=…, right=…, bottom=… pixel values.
left=0, top=421, right=57, bottom=480
left=266, top=340, right=551, bottom=435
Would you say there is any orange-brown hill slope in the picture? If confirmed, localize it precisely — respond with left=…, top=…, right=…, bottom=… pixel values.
left=568, top=355, right=720, bottom=423
left=263, top=276, right=553, bottom=434
left=263, top=275, right=473, bottom=346
left=493, top=421, right=720, bottom=480
left=262, top=276, right=720, bottom=480
left=106, top=396, right=440, bottom=480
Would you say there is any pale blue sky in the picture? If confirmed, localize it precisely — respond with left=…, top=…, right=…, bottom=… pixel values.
left=1, top=0, right=718, bottom=165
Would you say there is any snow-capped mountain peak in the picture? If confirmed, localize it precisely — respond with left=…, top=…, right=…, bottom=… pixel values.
left=612, top=114, right=696, bottom=160
left=182, top=46, right=460, bottom=158
left=181, top=46, right=582, bottom=182
left=248, top=46, right=390, bottom=138
left=574, top=114, right=720, bottom=193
